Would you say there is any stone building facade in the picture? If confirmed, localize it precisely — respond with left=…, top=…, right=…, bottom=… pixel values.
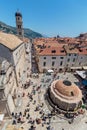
left=0, top=32, right=26, bottom=116
left=36, top=46, right=87, bottom=72
left=0, top=59, right=17, bottom=116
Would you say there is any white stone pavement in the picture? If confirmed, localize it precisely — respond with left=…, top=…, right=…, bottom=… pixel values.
left=4, top=72, right=87, bottom=130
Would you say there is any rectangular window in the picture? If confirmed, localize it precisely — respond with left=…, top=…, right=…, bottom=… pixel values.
left=67, top=59, right=70, bottom=62
left=69, top=54, right=71, bottom=56
left=60, top=57, right=64, bottom=59
left=61, top=50, right=64, bottom=53
left=18, top=17, right=20, bottom=20
left=19, top=32, right=22, bottom=35
left=60, top=61, right=63, bottom=66
left=79, top=49, right=83, bottom=52
left=52, top=61, right=55, bottom=66
left=52, top=57, right=56, bottom=59
left=51, top=50, right=56, bottom=53
left=44, top=57, right=46, bottom=59
left=43, top=62, right=46, bottom=66
left=18, top=25, right=21, bottom=29
left=79, top=62, right=81, bottom=65
left=73, top=58, right=75, bottom=62
left=74, top=54, right=77, bottom=56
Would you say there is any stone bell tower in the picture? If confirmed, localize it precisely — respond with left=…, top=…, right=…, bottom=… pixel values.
left=15, top=11, right=24, bottom=37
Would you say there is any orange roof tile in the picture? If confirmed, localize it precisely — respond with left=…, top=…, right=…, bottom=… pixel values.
left=64, top=45, right=79, bottom=54
left=78, top=48, right=87, bottom=55
left=34, top=37, right=87, bottom=56
left=38, top=46, right=66, bottom=56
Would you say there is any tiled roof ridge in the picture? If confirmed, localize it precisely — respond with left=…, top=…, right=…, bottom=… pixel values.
left=0, top=31, right=23, bottom=50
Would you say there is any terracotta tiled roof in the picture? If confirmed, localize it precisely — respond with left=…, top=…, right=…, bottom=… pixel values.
left=34, top=37, right=87, bottom=56
left=0, top=32, right=23, bottom=50
left=78, top=48, right=87, bottom=55
left=38, top=46, right=66, bottom=56
left=20, top=37, right=30, bottom=43
left=55, top=80, right=80, bottom=97
left=64, top=45, right=79, bottom=54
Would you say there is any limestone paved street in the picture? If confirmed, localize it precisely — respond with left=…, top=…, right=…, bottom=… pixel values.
left=13, top=75, right=49, bottom=130
left=7, top=72, right=87, bottom=130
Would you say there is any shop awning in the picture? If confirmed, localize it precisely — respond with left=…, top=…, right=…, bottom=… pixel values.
left=0, top=114, right=4, bottom=121
left=47, top=69, right=54, bottom=73
left=70, top=66, right=82, bottom=69
left=83, top=66, right=87, bottom=70
left=82, top=80, right=87, bottom=86
left=76, top=71, right=87, bottom=79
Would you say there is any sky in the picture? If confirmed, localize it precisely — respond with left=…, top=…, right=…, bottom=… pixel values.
left=0, top=0, right=87, bottom=37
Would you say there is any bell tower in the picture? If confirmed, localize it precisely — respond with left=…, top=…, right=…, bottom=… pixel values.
left=15, top=11, right=24, bottom=37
